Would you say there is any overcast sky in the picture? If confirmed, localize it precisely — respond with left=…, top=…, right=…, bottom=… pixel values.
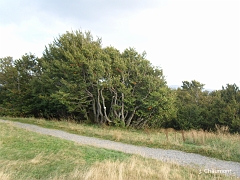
left=0, top=0, right=239, bottom=90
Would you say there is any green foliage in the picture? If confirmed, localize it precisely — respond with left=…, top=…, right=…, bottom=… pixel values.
left=215, top=84, right=240, bottom=132
left=0, top=56, right=18, bottom=115
left=38, top=30, right=176, bottom=127
left=171, top=80, right=240, bottom=133
left=0, top=29, right=239, bottom=132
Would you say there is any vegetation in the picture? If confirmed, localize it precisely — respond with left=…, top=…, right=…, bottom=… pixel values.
left=169, top=81, right=240, bottom=133
left=2, top=117, right=240, bottom=162
left=0, top=122, right=237, bottom=180
left=0, top=30, right=175, bottom=129
left=0, top=29, right=239, bottom=133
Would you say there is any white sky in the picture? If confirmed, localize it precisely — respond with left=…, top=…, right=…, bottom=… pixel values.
left=0, top=0, right=239, bottom=90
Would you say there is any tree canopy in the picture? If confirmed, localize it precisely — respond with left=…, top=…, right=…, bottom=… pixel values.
left=0, top=30, right=239, bottom=132
left=40, top=30, right=176, bottom=127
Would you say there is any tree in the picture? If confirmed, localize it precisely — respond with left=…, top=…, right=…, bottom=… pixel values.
left=0, top=56, right=18, bottom=115
left=105, top=47, right=176, bottom=128
left=173, top=81, right=240, bottom=133
left=0, top=54, right=46, bottom=117
left=211, top=84, right=240, bottom=132
left=173, top=80, right=208, bottom=130
left=41, top=30, right=176, bottom=127
left=13, top=54, right=42, bottom=116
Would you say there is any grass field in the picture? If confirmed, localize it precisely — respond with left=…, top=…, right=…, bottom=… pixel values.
left=1, top=117, right=239, bottom=163
left=0, top=121, right=237, bottom=180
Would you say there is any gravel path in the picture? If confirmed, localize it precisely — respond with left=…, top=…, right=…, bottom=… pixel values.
left=1, top=119, right=240, bottom=177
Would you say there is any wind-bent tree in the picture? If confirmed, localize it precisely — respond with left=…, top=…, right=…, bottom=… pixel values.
left=41, top=30, right=176, bottom=127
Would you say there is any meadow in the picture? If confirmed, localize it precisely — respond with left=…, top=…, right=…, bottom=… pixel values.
left=0, top=120, right=238, bottom=180
left=1, top=117, right=240, bottom=163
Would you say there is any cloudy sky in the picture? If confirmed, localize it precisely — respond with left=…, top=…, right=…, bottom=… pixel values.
left=0, top=0, right=239, bottom=90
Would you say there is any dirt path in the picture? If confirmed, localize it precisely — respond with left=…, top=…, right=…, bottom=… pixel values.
left=1, top=119, right=239, bottom=178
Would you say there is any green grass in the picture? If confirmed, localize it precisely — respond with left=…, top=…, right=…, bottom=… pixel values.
left=0, top=121, right=237, bottom=180
left=1, top=117, right=240, bottom=163
left=0, top=121, right=130, bottom=179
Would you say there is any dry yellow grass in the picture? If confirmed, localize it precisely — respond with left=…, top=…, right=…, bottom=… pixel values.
left=29, top=153, right=45, bottom=165
left=3, top=147, right=236, bottom=180
left=81, top=157, right=177, bottom=180
left=0, top=171, right=11, bottom=180
left=53, top=156, right=237, bottom=180
left=112, top=130, right=122, bottom=141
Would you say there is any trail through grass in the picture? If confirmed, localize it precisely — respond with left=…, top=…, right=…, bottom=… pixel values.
left=0, top=122, right=129, bottom=179
left=1, top=117, right=240, bottom=163
left=0, top=121, right=237, bottom=180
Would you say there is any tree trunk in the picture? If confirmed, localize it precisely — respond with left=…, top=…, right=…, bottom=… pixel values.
left=110, top=88, right=119, bottom=119
left=121, top=92, right=125, bottom=122
left=100, top=88, right=112, bottom=123
left=96, top=88, right=104, bottom=123
left=125, top=107, right=138, bottom=127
